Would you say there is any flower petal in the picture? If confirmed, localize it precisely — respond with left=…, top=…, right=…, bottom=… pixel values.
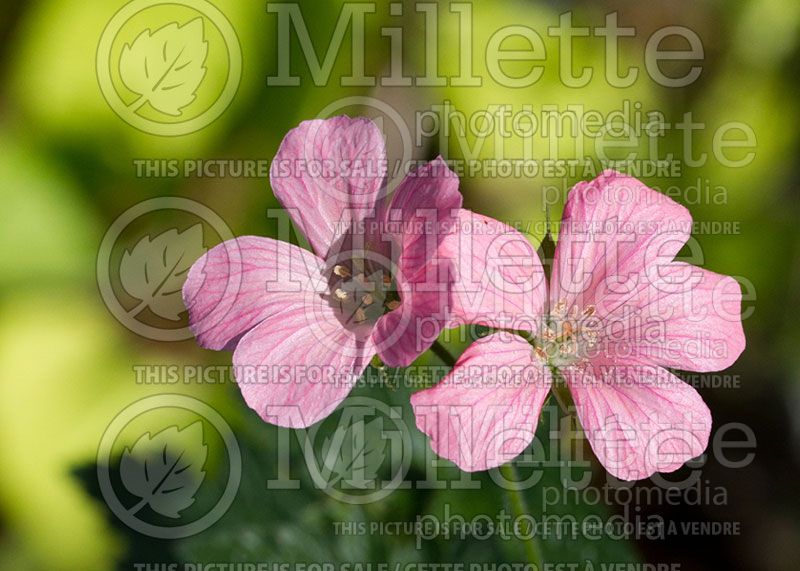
left=383, top=156, right=462, bottom=268
left=182, top=236, right=326, bottom=351
left=270, top=116, right=387, bottom=258
left=564, top=358, right=711, bottom=481
left=410, top=332, right=551, bottom=471
left=232, top=300, right=375, bottom=428
left=598, top=262, right=745, bottom=372
left=372, top=258, right=451, bottom=367
left=443, top=209, right=546, bottom=330
left=551, top=170, right=691, bottom=311
left=372, top=158, right=463, bottom=367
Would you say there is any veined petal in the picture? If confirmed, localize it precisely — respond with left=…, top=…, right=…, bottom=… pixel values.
left=372, top=157, right=463, bottom=367
left=564, top=357, right=711, bottom=481
left=443, top=209, right=546, bottom=330
left=383, top=156, right=462, bottom=272
left=372, top=258, right=451, bottom=367
left=232, top=300, right=375, bottom=428
left=182, top=236, right=327, bottom=351
left=551, top=170, right=691, bottom=312
left=597, top=262, right=745, bottom=372
left=270, top=116, right=387, bottom=258
left=410, top=332, right=551, bottom=471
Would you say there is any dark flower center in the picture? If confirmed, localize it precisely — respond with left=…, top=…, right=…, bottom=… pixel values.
left=326, top=258, right=400, bottom=327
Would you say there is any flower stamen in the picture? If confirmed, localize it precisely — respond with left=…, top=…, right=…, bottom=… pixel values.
left=329, top=260, right=401, bottom=327
left=333, top=265, right=351, bottom=278
left=536, top=299, right=601, bottom=367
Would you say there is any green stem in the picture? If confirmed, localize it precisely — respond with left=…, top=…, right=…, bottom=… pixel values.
left=499, top=462, right=543, bottom=568
left=548, top=365, right=575, bottom=413
left=430, top=340, right=457, bottom=367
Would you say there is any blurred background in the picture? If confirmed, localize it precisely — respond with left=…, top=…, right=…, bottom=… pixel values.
left=1, top=0, right=798, bottom=569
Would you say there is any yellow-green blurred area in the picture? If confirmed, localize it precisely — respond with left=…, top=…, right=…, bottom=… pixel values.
left=0, top=0, right=798, bottom=570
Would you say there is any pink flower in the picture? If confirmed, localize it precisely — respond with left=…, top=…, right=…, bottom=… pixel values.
left=412, top=171, right=746, bottom=480
left=183, top=116, right=464, bottom=428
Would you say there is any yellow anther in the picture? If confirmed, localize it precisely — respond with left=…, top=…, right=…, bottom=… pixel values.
left=333, top=265, right=351, bottom=278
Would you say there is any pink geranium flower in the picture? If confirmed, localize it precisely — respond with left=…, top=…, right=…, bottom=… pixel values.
left=412, top=171, right=746, bottom=480
left=183, top=116, right=465, bottom=428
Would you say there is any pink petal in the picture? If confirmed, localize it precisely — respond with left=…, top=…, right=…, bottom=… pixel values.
left=563, top=357, right=711, bottom=481
left=270, top=116, right=387, bottom=258
left=410, top=332, right=551, bottom=471
left=183, top=236, right=326, bottom=351
left=443, top=209, right=546, bottom=330
left=598, top=262, right=745, bottom=372
left=232, top=300, right=375, bottom=428
left=382, top=156, right=462, bottom=270
left=372, top=158, right=463, bottom=367
left=551, top=170, right=691, bottom=311
left=372, top=258, right=451, bottom=367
